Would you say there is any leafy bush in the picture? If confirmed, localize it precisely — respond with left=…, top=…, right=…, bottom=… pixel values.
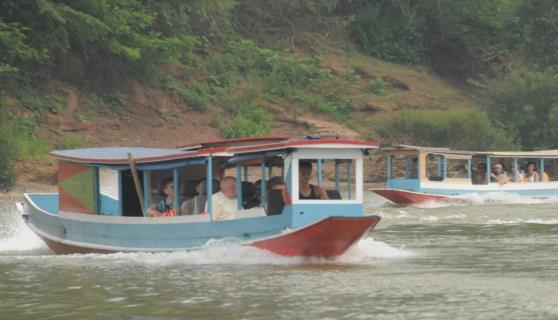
left=368, top=77, right=391, bottom=96
left=221, top=105, right=273, bottom=138
left=177, top=82, right=210, bottom=111
left=375, top=107, right=516, bottom=150
left=0, top=115, right=50, bottom=191
left=486, top=68, right=558, bottom=149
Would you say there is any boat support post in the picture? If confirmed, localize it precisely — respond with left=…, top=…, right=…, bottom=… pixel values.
left=173, top=168, right=179, bottom=215
left=143, top=170, right=151, bottom=215
left=127, top=152, right=145, bottom=216
left=539, top=158, right=544, bottom=182
left=236, top=164, right=243, bottom=210
left=335, top=160, right=340, bottom=191
left=260, top=162, right=267, bottom=208
left=347, top=160, right=352, bottom=199
left=486, top=156, right=491, bottom=183
left=206, top=156, right=213, bottom=220
left=317, top=159, right=322, bottom=186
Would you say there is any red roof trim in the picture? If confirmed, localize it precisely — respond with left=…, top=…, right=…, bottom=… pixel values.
left=229, top=139, right=380, bottom=153
left=177, top=136, right=293, bottom=149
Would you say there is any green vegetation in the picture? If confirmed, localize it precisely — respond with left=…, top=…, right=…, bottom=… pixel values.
left=0, top=115, right=49, bottom=191
left=2, top=0, right=558, bottom=189
left=485, top=68, right=558, bottom=150
left=375, top=108, right=516, bottom=151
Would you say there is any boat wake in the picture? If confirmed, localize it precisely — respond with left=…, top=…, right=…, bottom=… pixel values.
left=0, top=231, right=412, bottom=266
left=0, top=216, right=44, bottom=253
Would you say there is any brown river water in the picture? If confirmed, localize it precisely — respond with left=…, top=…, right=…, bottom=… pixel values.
left=1, top=192, right=558, bottom=319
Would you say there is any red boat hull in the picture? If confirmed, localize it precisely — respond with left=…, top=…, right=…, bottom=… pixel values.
left=372, top=189, right=450, bottom=204
left=250, top=216, right=381, bottom=257
left=28, top=216, right=380, bottom=257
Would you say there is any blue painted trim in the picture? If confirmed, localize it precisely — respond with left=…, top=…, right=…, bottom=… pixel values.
left=387, top=179, right=421, bottom=191
left=206, top=157, right=213, bottom=219
left=268, top=163, right=273, bottom=180
left=138, top=158, right=205, bottom=171
left=467, top=159, right=472, bottom=179
left=420, top=187, right=558, bottom=197
left=173, top=169, right=179, bottom=215
left=236, top=164, right=242, bottom=210
left=143, top=170, right=151, bottom=216
left=228, top=150, right=286, bottom=164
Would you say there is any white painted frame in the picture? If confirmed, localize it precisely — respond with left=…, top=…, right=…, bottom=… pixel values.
left=291, top=149, right=363, bottom=204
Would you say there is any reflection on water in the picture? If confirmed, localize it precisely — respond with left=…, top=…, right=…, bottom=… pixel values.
left=1, top=193, right=558, bottom=319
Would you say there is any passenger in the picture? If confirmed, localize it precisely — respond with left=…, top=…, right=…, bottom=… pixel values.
left=454, top=164, right=468, bottom=178
left=523, top=162, right=540, bottom=182
left=299, top=161, right=328, bottom=200
left=510, top=162, right=524, bottom=182
left=205, top=176, right=238, bottom=220
left=473, top=163, right=488, bottom=185
left=268, top=176, right=286, bottom=191
left=148, top=177, right=175, bottom=217
left=180, top=179, right=206, bottom=215
left=490, top=163, right=510, bottom=184
left=407, top=157, right=419, bottom=179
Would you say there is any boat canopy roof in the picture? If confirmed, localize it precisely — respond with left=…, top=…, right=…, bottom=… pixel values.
left=476, top=150, right=558, bottom=158
left=228, top=138, right=380, bottom=154
left=50, top=147, right=199, bottom=164
left=50, top=137, right=380, bottom=165
left=382, top=145, right=475, bottom=158
left=382, top=145, right=558, bottom=159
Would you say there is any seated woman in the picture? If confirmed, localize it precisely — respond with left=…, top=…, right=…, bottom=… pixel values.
left=180, top=179, right=206, bottom=215
left=522, top=162, right=540, bottom=182
left=148, top=177, right=176, bottom=217
left=298, top=161, right=328, bottom=200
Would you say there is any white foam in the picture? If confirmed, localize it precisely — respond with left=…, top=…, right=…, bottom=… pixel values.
left=339, top=237, right=413, bottom=263
left=29, top=237, right=412, bottom=266
left=408, top=192, right=558, bottom=209
left=0, top=221, right=44, bottom=252
left=487, top=218, right=558, bottom=225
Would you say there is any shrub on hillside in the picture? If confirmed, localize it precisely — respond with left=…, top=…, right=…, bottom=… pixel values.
left=486, top=68, right=558, bottom=150
left=220, top=103, right=273, bottom=138
left=375, top=107, right=515, bottom=150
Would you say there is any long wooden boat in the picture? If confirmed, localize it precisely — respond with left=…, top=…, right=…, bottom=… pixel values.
left=19, top=136, right=381, bottom=257
left=371, top=145, right=558, bottom=205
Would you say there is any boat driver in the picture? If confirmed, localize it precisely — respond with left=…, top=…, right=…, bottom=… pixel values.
left=299, top=161, right=328, bottom=200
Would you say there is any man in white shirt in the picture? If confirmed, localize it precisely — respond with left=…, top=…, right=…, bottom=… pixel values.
left=205, top=176, right=238, bottom=220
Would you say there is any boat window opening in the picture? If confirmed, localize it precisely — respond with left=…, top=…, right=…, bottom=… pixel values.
left=389, top=155, right=417, bottom=180
left=544, top=159, right=557, bottom=182
left=509, top=158, right=549, bottom=183
left=120, top=169, right=145, bottom=217
left=298, top=159, right=356, bottom=201
left=98, top=168, right=120, bottom=215
left=446, top=159, right=469, bottom=179
left=471, top=156, right=489, bottom=185
left=223, top=158, right=285, bottom=215
left=425, top=154, right=444, bottom=181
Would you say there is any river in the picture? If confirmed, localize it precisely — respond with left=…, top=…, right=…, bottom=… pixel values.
left=1, top=193, right=558, bottom=319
